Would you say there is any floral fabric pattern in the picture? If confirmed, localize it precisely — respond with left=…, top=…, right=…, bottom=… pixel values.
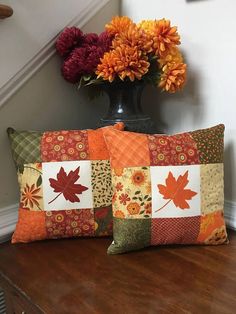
left=91, top=160, right=113, bottom=207
left=41, top=130, right=89, bottom=162
left=112, top=167, right=152, bottom=219
left=147, top=133, right=199, bottom=166
left=45, top=209, right=94, bottom=239
left=94, top=206, right=113, bottom=236
left=19, top=163, right=43, bottom=211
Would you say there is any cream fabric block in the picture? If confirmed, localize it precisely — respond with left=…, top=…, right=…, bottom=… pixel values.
left=200, top=163, right=224, bottom=214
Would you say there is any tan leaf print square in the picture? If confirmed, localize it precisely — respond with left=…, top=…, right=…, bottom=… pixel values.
left=91, top=160, right=113, bottom=207
left=200, top=163, right=224, bottom=214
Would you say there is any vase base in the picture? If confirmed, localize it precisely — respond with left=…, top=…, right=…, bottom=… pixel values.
left=99, top=117, right=162, bottom=134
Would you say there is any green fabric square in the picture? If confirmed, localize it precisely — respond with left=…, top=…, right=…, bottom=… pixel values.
left=107, top=218, right=151, bottom=254
left=7, top=128, right=42, bottom=167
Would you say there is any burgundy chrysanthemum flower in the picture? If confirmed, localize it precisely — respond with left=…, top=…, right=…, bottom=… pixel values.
left=62, top=44, right=107, bottom=83
left=85, top=45, right=105, bottom=73
left=56, top=27, right=84, bottom=57
left=83, top=33, right=99, bottom=46
left=62, top=47, right=87, bottom=83
left=98, top=31, right=113, bottom=52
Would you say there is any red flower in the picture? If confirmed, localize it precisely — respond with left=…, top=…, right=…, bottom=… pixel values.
left=83, top=33, right=99, bottom=45
left=56, top=27, right=84, bottom=57
left=62, top=45, right=107, bottom=83
left=98, top=31, right=113, bottom=51
left=115, top=182, right=123, bottom=191
left=119, top=193, right=131, bottom=205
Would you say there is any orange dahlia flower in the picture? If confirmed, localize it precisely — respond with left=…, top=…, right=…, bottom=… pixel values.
left=158, top=46, right=183, bottom=68
left=138, top=20, right=155, bottom=33
left=159, top=62, right=187, bottom=93
left=105, top=16, right=133, bottom=36
left=96, top=45, right=150, bottom=82
left=112, top=23, right=153, bottom=54
left=152, top=19, right=180, bottom=56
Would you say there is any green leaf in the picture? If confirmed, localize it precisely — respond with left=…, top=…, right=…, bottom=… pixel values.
left=141, top=202, right=144, bottom=206
left=140, top=210, right=145, bottom=214
left=147, top=197, right=152, bottom=201
left=132, top=196, right=138, bottom=200
left=36, top=175, right=42, bottom=187
left=135, top=191, right=141, bottom=195
left=144, top=215, right=150, bottom=218
left=18, top=164, right=24, bottom=174
left=139, top=197, right=143, bottom=202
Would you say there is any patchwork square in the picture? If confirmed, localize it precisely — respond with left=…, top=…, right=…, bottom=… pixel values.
left=151, top=165, right=201, bottom=218
left=7, top=123, right=124, bottom=243
left=112, top=167, right=152, bottom=219
left=42, top=160, right=93, bottom=211
left=103, top=124, right=228, bottom=254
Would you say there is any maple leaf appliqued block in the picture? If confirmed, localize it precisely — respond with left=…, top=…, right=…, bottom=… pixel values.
left=42, top=161, right=93, bottom=211
left=151, top=165, right=201, bottom=218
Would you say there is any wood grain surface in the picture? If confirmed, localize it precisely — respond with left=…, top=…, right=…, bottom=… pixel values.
left=0, top=230, right=235, bottom=314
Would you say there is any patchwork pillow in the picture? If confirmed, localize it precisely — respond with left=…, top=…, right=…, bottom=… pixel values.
left=7, top=123, right=123, bottom=243
left=103, top=124, right=228, bottom=254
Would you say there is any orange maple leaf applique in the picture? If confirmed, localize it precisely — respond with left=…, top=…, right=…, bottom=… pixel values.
left=156, top=170, right=197, bottom=212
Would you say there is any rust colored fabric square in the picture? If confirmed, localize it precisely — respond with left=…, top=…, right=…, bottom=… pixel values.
left=103, top=124, right=228, bottom=254
left=8, top=123, right=123, bottom=243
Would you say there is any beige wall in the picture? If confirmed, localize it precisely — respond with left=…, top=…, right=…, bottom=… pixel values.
left=0, top=0, right=119, bottom=208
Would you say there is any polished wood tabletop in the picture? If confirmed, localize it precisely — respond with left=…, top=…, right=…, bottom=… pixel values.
left=0, top=230, right=236, bottom=314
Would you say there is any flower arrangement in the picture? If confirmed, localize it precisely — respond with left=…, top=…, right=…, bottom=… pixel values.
left=56, top=16, right=186, bottom=93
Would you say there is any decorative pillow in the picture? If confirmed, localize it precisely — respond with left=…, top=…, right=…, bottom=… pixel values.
left=7, top=123, right=124, bottom=243
left=103, top=124, right=228, bottom=254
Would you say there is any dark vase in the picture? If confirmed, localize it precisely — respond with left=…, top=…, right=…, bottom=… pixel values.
left=98, top=82, right=161, bottom=134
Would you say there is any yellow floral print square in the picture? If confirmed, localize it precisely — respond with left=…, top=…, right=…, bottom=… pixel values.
left=18, top=163, right=43, bottom=211
left=112, top=166, right=152, bottom=219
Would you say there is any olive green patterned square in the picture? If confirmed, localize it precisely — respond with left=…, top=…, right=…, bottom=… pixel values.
left=107, top=218, right=151, bottom=254
left=190, top=124, right=224, bottom=164
left=7, top=128, right=42, bottom=168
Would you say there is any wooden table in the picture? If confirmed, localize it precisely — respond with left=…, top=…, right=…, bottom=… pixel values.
left=0, top=230, right=236, bottom=314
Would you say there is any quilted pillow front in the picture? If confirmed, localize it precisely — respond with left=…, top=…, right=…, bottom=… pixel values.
left=8, top=123, right=123, bottom=243
left=103, top=124, right=228, bottom=254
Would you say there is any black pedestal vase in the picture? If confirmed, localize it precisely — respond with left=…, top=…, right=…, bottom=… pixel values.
left=99, top=82, right=161, bottom=134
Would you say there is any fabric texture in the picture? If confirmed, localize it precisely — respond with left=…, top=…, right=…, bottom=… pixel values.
left=103, top=124, right=228, bottom=254
left=8, top=123, right=123, bottom=243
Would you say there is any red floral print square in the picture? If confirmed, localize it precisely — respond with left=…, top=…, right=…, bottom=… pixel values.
left=45, top=209, right=94, bottom=238
left=41, top=130, right=89, bottom=162
left=147, top=133, right=200, bottom=166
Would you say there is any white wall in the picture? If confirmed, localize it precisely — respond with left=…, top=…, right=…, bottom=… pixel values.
left=121, top=0, right=236, bottom=207
left=0, top=0, right=119, bottom=241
